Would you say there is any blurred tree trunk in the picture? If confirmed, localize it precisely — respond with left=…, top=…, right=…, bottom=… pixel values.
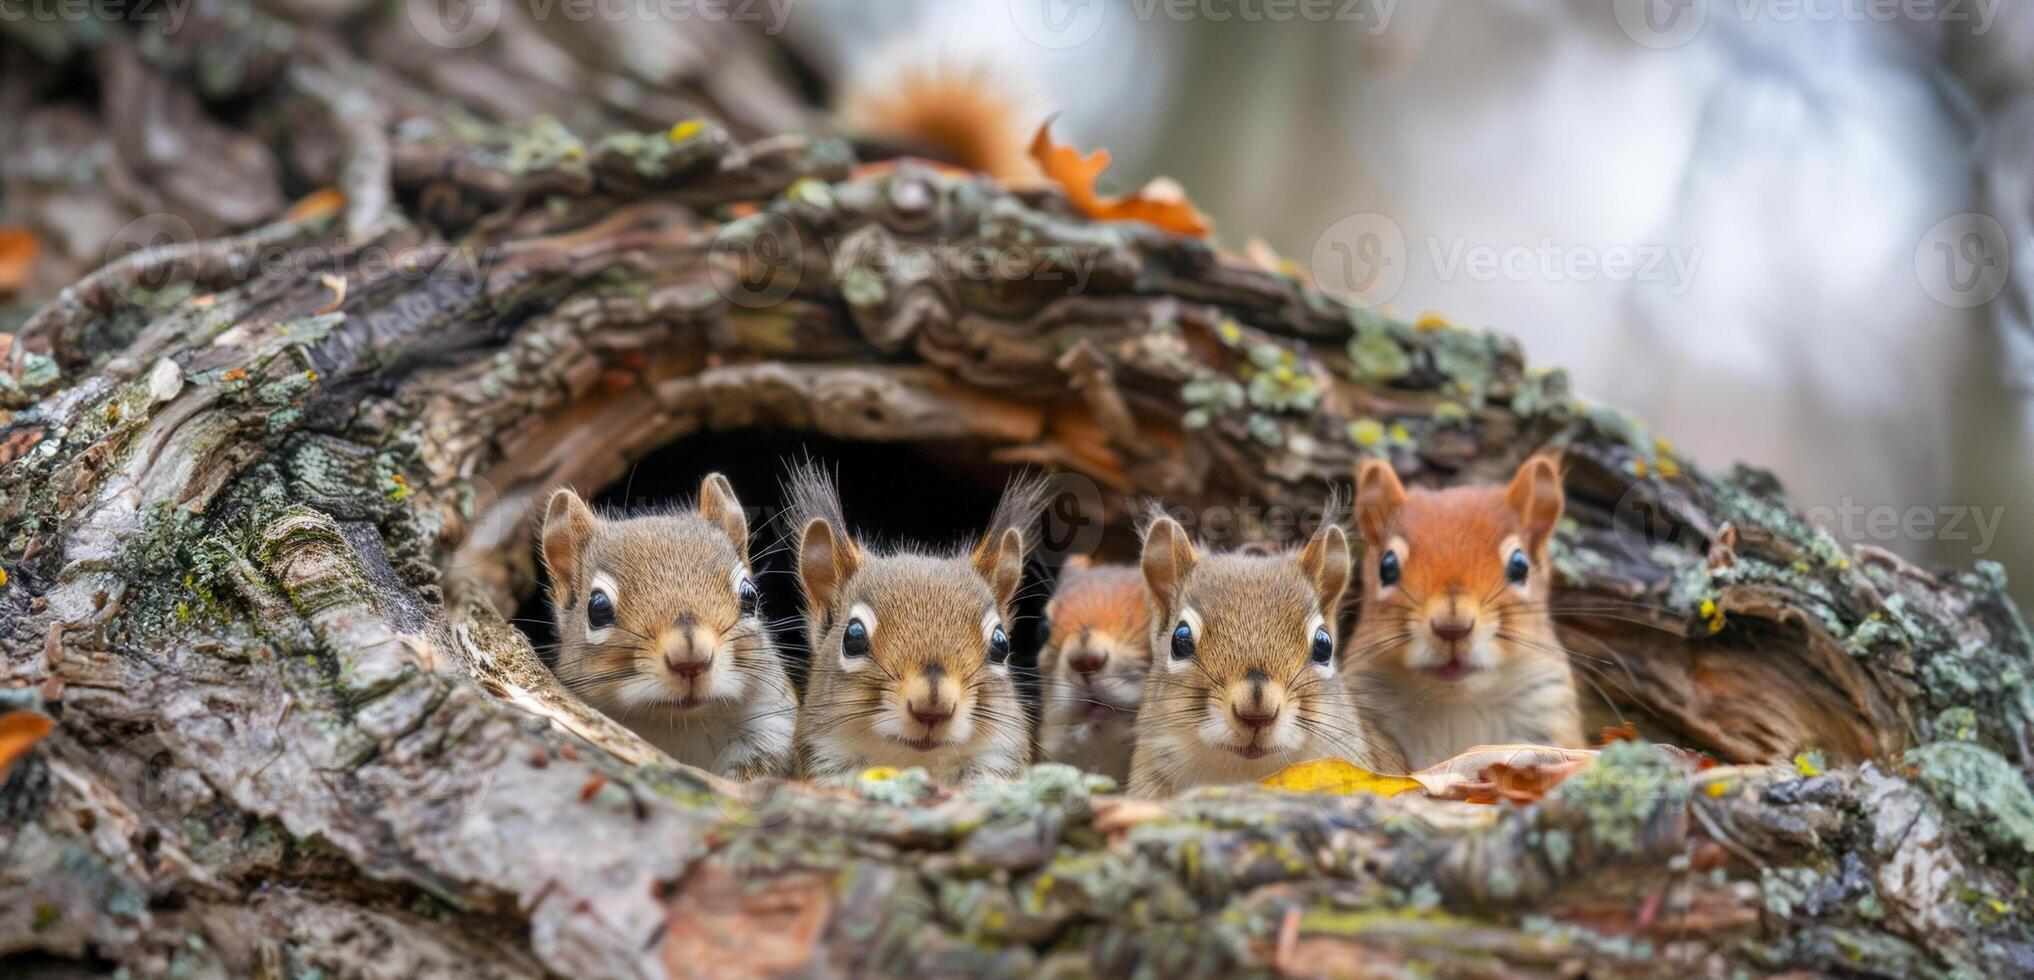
left=2, top=5, right=2032, bottom=978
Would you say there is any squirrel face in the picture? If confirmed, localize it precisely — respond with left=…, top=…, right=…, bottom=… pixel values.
left=540, top=475, right=771, bottom=716
left=1040, top=560, right=1153, bottom=717
left=1136, top=514, right=1354, bottom=765
left=790, top=467, right=1043, bottom=774
left=1351, top=456, right=1564, bottom=688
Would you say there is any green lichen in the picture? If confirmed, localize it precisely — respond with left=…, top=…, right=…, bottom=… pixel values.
left=1345, top=311, right=1412, bottom=383
left=1554, top=740, right=1686, bottom=856
left=1180, top=371, right=1244, bottom=430
left=1905, top=741, right=2034, bottom=855
left=1241, top=344, right=1319, bottom=414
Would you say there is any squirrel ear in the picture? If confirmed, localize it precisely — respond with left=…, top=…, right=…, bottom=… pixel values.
left=798, top=517, right=860, bottom=616
left=540, top=488, right=597, bottom=603
left=1299, top=522, right=1353, bottom=616
left=1506, top=454, right=1565, bottom=553
left=973, top=526, right=1028, bottom=613
left=1353, top=458, right=1405, bottom=547
left=1139, top=517, right=1198, bottom=614
left=697, top=473, right=750, bottom=564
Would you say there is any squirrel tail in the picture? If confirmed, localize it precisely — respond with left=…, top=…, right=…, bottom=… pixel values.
left=836, top=42, right=1046, bottom=184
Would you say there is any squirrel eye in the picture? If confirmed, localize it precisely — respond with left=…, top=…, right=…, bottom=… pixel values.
left=736, top=576, right=760, bottom=617
left=988, top=626, right=1011, bottom=665
left=1378, top=551, right=1401, bottom=588
left=586, top=589, right=615, bottom=630
left=1170, top=621, right=1196, bottom=660
left=1506, top=549, right=1530, bottom=585
left=842, top=618, right=871, bottom=658
left=1310, top=626, right=1333, bottom=665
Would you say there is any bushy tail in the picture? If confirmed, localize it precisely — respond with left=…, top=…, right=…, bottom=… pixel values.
left=837, top=43, right=1045, bottom=184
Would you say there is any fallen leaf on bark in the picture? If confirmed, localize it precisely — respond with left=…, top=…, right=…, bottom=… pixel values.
left=283, top=188, right=347, bottom=224
left=1412, top=744, right=1598, bottom=802
left=0, top=711, right=55, bottom=781
left=1261, top=757, right=1421, bottom=796
left=1029, top=123, right=1212, bottom=237
left=0, top=226, right=40, bottom=296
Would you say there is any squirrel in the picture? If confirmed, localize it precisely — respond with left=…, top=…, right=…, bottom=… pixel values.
left=1127, top=507, right=1405, bottom=797
left=1343, top=456, right=1586, bottom=769
left=786, top=464, right=1044, bottom=785
left=539, top=475, right=798, bottom=780
left=1035, top=557, right=1152, bottom=783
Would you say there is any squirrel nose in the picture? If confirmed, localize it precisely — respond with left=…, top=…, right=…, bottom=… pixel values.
left=908, top=701, right=953, bottom=727
left=1232, top=706, right=1278, bottom=732
left=663, top=620, right=712, bottom=677
left=667, top=655, right=709, bottom=679
left=1430, top=618, right=1474, bottom=643
left=1067, top=648, right=1106, bottom=676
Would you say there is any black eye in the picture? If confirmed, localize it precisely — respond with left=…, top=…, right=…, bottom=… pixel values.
left=587, top=589, right=615, bottom=630
left=736, top=576, right=760, bottom=617
left=1311, top=626, right=1333, bottom=665
left=988, top=625, right=1011, bottom=665
left=842, top=618, right=870, bottom=658
left=1506, top=549, right=1530, bottom=585
left=1171, top=621, right=1196, bottom=660
left=1378, top=551, right=1401, bottom=588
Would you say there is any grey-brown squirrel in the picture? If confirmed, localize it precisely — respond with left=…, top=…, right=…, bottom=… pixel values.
left=540, top=475, right=797, bottom=780
left=786, top=465, right=1044, bottom=785
left=1128, top=508, right=1405, bottom=796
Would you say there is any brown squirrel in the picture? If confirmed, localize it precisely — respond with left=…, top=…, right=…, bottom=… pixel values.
left=1127, top=509, right=1404, bottom=797
left=539, top=475, right=797, bottom=780
left=1035, top=557, right=1152, bottom=783
left=787, top=465, right=1043, bottom=785
left=1344, top=456, right=1585, bottom=769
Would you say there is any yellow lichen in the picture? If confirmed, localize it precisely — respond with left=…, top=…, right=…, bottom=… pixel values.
left=1793, top=753, right=1823, bottom=777
left=861, top=766, right=901, bottom=781
left=1387, top=422, right=1411, bottom=444
left=1415, top=312, right=1453, bottom=331
left=1349, top=419, right=1384, bottom=448
left=668, top=119, right=706, bottom=142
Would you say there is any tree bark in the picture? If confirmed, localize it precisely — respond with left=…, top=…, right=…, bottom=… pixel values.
left=3, top=7, right=2033, bottom=978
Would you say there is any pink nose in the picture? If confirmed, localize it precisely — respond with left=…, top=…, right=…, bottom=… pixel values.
left=1430, top=619, right=1473, bottom=643
left=1068, top=650, right=1105, bottom=675
left=667, top=657, right=709, bottom=679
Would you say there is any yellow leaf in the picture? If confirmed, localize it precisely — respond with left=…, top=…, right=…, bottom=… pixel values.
left=282, top=188, right=347, bottom=224
left=1261, top=757, right=1420, bottom=796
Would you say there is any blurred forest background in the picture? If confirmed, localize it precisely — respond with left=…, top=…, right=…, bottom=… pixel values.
left=5, top=0, right=2033, bottom=601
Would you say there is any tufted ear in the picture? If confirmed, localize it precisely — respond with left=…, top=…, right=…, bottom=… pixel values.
left=697, top=472, right=750, bottom=564
left=1139, top=516, right=1199, bottom=617
left=1506, top=453, right=1565, bottom=554
left=1353, top=458, right=1405, bottom=548
left=540, top=488, right=597, bottom=606
left=798, top=517, right=861, bottom=620
left=1298, top=522, right=1353, bottom=617
left=973, top=527, right=1028, bottom=613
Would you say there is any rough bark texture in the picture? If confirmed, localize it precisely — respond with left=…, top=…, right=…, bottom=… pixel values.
left=4, top=6, right=2034, bottom=978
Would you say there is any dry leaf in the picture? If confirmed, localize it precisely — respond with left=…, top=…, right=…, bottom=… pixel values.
left=1261, top=757, right=1422, bottom=796
left=1592, top=721, right=1640, bottom=747
left=315, top=274, right=348, bottom=314
left=283, top=188, right=347, bottom=225
left=1412, top=744, right=1598, bottom=802
left=0, top=226, right=41, bottom=296
left=0, top=711, right=55, bottom=781
left=1028, top=122, right=1212, bottom=237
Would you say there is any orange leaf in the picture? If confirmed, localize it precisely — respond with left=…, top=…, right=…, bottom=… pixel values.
left=0, top=711, right=54, bottom=781
left=1028, top=123, right=1211, bottom=238
left=1592, top=721, right=1640, bottom=747
left=283, top=188, right=347, bottom=225
left=0, top=226, right=41, bottom=296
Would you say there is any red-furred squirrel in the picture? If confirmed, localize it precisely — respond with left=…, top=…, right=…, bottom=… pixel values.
left=1344, top=456, right=1585, bottom=769
left=540, top=475, right=798, bottom=779
left=1036, top=557, right=1152, bottom=783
